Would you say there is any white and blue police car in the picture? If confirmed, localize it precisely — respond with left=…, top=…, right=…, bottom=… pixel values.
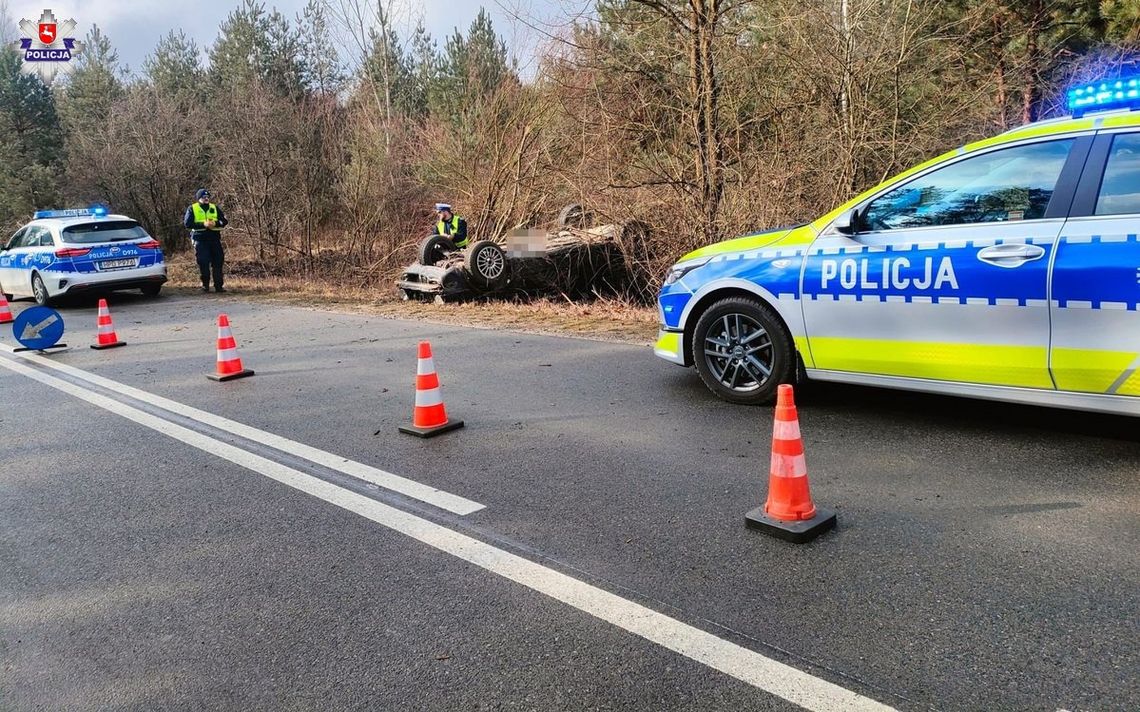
left=656, top=78, right=1140, bottom=416
left=0, top=206, right=167, bottom=306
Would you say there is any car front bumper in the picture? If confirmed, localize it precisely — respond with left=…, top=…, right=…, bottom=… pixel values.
left=654, top=329, right=686, bottom=366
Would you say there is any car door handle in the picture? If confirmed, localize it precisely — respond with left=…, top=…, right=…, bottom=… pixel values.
left=976, top=243, right=1045, bottom=268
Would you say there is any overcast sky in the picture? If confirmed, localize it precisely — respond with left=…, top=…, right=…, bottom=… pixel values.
left=7, top=0, right=593, bottom=78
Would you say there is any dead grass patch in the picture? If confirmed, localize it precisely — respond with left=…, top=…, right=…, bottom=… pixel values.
left=166, top=255, right=658, bottom=344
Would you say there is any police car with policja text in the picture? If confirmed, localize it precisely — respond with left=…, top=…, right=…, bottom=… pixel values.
left=655, top=77, right=1140, bottom=416
left=0, top=206, right=167, bottom=306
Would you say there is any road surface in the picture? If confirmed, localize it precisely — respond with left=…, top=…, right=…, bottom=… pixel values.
left=1, top=294, right=1137, bottom=710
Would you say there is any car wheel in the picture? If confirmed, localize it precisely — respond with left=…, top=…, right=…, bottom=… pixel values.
left=141, top=284, right=162, bottom=297
left=691, top=296, right=793, bottom=405
left=420, top=235, right=455, bottom=266
left=557, top=203, right=591, bottom=229
left=464, top=240, right=507, bottom=290
left=31, top=272, right=53, bottom=306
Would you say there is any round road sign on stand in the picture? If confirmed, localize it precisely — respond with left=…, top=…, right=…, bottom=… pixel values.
left=13, top=306, right=66, bottom=352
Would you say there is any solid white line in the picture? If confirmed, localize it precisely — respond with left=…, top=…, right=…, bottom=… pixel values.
left=0, top=345, right=483, bottom=516
left=0, top=355, right=893, bottom=711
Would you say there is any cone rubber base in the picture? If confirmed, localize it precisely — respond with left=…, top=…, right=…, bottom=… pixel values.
left=13, top=344, right=67, bottom=353
left=398, top=419, right=464, bottom=438
left=91, top=341, right=126, bottom=350
left=207, top=368, right=255, bottom=382
left=745, top=506, right=836, bottom=544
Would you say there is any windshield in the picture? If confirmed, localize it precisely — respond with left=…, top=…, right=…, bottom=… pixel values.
left=61, top=220, right=149, bottom=244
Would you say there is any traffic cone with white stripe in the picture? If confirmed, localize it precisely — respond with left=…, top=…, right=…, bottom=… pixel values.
left=207, top=313, right=254, bottom=381
left=398, top=340, right=464, bottom=438
left=0, top=292, right=12, bottom=324
left=90, top=298, right=126, bottom=349
left=745, top=384, right=836, bottom=543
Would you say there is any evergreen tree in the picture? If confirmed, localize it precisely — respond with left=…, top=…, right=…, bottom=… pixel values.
left=298, top=0, right=343, bottom=96
left=0, top=47, right=63, bottom=226
left=432, top=8, right=516, bottom=123
left=144, top=30, right=203, bottom=97
left=57, top=24, right=124, bottom=136
left=209, top=0, right=271, bottom=89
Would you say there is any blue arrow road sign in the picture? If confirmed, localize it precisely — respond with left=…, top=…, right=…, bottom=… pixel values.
left=13, top=306, right=65, bottom=350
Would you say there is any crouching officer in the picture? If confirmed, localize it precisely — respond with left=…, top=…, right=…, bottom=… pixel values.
left=184, top=188, right=229, bottom=293
left=434, top=203, right=468, bottom=249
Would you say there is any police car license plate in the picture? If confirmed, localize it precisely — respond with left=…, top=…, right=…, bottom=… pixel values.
left=99, top=258, right=137, bottom=270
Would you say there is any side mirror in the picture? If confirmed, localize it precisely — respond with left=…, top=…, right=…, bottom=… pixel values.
left=833, top=207, right=861, bottom=236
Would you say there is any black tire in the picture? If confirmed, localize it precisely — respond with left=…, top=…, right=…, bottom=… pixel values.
left=557, top=203, right=591, bottom=229
left=464, top=240, right=508, bottom=290
left=691, top=296, right=794, bottom=405
left=419, top=235, right=455, bottom=266
left=141, top=284, right=162, bottom=297
left=31, top=272, right=52, bottom=306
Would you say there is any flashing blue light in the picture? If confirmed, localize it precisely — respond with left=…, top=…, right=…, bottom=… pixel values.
left=32, top=205, right=110, bottom=220
left=1067, top=77, right=1140, bottom=117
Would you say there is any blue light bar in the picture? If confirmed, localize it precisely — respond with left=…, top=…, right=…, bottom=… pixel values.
left=1067, top=77, right=1140, bottom=117
left=32, top=205, right=110, bottom=220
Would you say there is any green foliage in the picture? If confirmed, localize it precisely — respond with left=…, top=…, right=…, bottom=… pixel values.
left=432, top=9, right=517, bottom=124
left=57, top=24, right=124, bottom=136
left=0, top=47, right=63, bottom=229
left=144, top=30, right=203, bottom=97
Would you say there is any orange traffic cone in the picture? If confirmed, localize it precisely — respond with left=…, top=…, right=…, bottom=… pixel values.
left=206, top=313, right=255, bottom=381
left=398, top=340, right=464, bottom=438
left=745, top=384, right=836, bottom=543
left=90, top=298, right=126, bottom=349
left=0, top=292, right=12, bottom=324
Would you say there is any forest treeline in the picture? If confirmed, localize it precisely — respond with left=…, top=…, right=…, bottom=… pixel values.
left=2, top=0, right=1139, bottom=300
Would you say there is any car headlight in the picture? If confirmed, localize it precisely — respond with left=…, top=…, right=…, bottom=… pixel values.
left=664, top=257, right=710, bottom=286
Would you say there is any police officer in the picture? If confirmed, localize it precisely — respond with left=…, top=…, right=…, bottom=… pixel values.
left=434, top=203, right=468, bottom=248
left=184, top=188, right=229, bottom=293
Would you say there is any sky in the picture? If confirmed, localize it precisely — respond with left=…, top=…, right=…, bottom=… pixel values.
left=6, top=0, right=593, bottom=78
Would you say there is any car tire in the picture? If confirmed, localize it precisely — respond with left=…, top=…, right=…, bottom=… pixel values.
left=557, top=203, right=591, bottom=229
left=691, top=296, right=794, bottom=405
left=420, top=235, right=455, bottom=266
left=141, top=284, right=162, bottom=297
left=464, top=240, right=508, bottom=290
left=31, top=272, right=53, bottom=307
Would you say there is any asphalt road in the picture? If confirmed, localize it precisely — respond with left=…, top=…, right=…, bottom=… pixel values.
left=1, top=292, right=1137, bottom=711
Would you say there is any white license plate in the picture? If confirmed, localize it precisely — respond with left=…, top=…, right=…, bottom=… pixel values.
left=99, top=258, right=137, bottom=270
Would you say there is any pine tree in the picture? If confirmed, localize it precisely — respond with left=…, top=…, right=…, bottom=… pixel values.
left=0, top=46, right=63, bottom=226
left=57, top=24, right=123, bottom=136
left=298, top=0, right=343, bottom=96
left=144, top=30, right=203, bottom=97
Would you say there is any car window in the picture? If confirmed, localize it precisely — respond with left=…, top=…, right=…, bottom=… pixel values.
left=14, top=228, right=41, bottom=248
left=61, top=220, right=148, bottom=244
left=5, top=228, right=27, bottom=250
left=863, top=139, right=1075, bottom=231
left=1095, top=133, right=1140, bottom=216
left=37, top=228, right=55, bottom=247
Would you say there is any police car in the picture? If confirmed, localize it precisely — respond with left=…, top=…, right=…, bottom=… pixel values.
left=0, top=206, right=167, bottom=305
left=656, top=78, right=1140, bottom=416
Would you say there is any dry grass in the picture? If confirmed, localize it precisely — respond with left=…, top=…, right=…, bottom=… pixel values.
left=166, top=254, right=658, bottom=344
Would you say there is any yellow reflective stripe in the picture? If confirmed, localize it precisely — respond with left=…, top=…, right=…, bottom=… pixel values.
left=655, top=331, right=680, bottom=353
left=679, top=224, right=818, bottom=262
left=1051, top=348, right=1140, bottom=396
left=807, top=337, right=1052, bottom=389
left=793, top=336, right=813, bottom=368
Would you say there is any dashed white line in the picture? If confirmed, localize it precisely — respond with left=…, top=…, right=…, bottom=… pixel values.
left=0, top=344, right=483, bottom=516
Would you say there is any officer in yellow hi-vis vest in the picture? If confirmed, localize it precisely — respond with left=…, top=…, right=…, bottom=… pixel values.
left=434, top=203, right=468, bottom=248
left=183, top=188, right=230, bottom=293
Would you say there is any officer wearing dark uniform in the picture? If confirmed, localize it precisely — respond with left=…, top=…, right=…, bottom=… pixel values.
left=184, top=188, right=229, bottom=293
left=434, top=203, right=468, bottom=248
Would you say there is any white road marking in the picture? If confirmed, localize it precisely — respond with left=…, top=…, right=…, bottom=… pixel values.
left=0, top=345, right=483, bottom=516
left=0, top=354, right=894, bottom=711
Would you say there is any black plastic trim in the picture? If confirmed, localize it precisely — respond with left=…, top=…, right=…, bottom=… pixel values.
left=1044, top=134, right=1095, bottom=219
